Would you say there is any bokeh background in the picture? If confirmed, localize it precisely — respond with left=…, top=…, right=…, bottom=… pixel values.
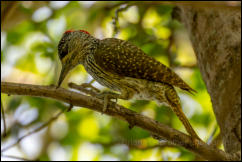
left=1, top=1, right=220, bottom=161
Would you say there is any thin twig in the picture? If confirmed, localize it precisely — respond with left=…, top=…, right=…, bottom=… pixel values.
left=112, top=4, right=133, bottom=37
left=1, top=99, right=7, bottom=137
left=1, top=108, right=66, bottom=152
left=1, top=154, right=35, bottom=161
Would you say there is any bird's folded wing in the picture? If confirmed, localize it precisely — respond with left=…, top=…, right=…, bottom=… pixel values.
left=94, top=38, right=196, bottom=93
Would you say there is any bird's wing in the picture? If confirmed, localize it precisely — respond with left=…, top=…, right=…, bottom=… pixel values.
left=94, top=38, right=196, bottom=93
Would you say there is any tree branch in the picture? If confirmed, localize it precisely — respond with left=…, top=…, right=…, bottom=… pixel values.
left=0, top=82, right=238, bottom=161
left=91, top=140, right=176, bottom=150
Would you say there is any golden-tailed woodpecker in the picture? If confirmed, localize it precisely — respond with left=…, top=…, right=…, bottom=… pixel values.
left=57, top=30, right=200, bottom=140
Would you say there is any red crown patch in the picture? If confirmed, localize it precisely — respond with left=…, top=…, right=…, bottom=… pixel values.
left=79, top=30, right=90, bottom=35
left=64, top=29, right=90, bottom=35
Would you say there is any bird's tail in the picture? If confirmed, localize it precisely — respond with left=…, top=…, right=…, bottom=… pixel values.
left=165, top=87, right=200, bottom=140
left=182, top=87, right=197, bottom=96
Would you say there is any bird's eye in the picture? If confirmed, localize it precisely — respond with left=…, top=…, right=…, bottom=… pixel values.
left=58, top=40, right=69, bottom=60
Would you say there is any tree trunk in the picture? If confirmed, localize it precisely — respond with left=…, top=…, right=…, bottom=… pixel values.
left=177, top=5, right=241, bottom=155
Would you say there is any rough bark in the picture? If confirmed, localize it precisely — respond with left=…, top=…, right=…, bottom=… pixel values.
left=1, top=82, right=238, bottom=161
left=177, top=5, right=241, bottom=155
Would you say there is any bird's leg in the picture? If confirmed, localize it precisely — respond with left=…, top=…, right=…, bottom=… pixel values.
left=165, top=87, right=202, bottom=146
left=95, top=91, right=120, bottom=112
left=96, top=88, right=135, bottom=112
left=80, top=79, right=100, bottom=93
left=68, top=79, right=101, bottom=97
left=68, top=82, right=98, bottom=97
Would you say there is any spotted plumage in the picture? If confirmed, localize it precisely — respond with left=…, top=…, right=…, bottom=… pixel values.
left=94, top=38, right=196, bottom=93
left=57, top=30, right=200, bottom=141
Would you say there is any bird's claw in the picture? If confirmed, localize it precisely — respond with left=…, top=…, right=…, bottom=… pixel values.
left=80, top=80, right=100, bottom=93
left=95, top=92, right=119, bottom=113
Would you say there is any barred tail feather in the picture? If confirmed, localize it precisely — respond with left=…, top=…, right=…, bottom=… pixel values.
left=182, top=87, right=197, bottom=95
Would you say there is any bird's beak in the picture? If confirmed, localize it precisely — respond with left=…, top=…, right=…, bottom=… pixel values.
left=57, top=65, right=68, bottom=88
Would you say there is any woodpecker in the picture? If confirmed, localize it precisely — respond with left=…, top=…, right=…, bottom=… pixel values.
left=57, top=30, right=200, bottom=140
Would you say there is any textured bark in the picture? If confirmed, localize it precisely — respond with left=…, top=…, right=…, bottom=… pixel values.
left=1, top=82, right=238, bottom=161
left=178, top=5, right=241, bottom=154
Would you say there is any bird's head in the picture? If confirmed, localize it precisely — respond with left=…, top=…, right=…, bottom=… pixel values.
left=57, top=29, right=91, bottom=87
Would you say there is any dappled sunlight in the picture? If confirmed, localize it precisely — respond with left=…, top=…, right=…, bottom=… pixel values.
left=78, top=115, right=100, bottom=140
left=78, top=142, right=103, bottom=160
left=1, top=1, right=218, bottom=161
left=32, top=7, right=53, bottom=23
left=2, top=67, right=44, bottom=84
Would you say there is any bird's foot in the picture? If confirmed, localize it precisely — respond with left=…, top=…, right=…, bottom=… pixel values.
left=80, top=79, right=100, bottom=93
left=95, top=91, right=119, bottom=112
left=68, top=81, right=100, bottom=97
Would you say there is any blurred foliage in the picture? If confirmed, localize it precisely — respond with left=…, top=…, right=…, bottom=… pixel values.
left=1, top=1, right=218, bottom=161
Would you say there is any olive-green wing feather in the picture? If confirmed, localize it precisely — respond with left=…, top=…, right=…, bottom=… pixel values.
left=94, top=38, right=196, bottom=93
